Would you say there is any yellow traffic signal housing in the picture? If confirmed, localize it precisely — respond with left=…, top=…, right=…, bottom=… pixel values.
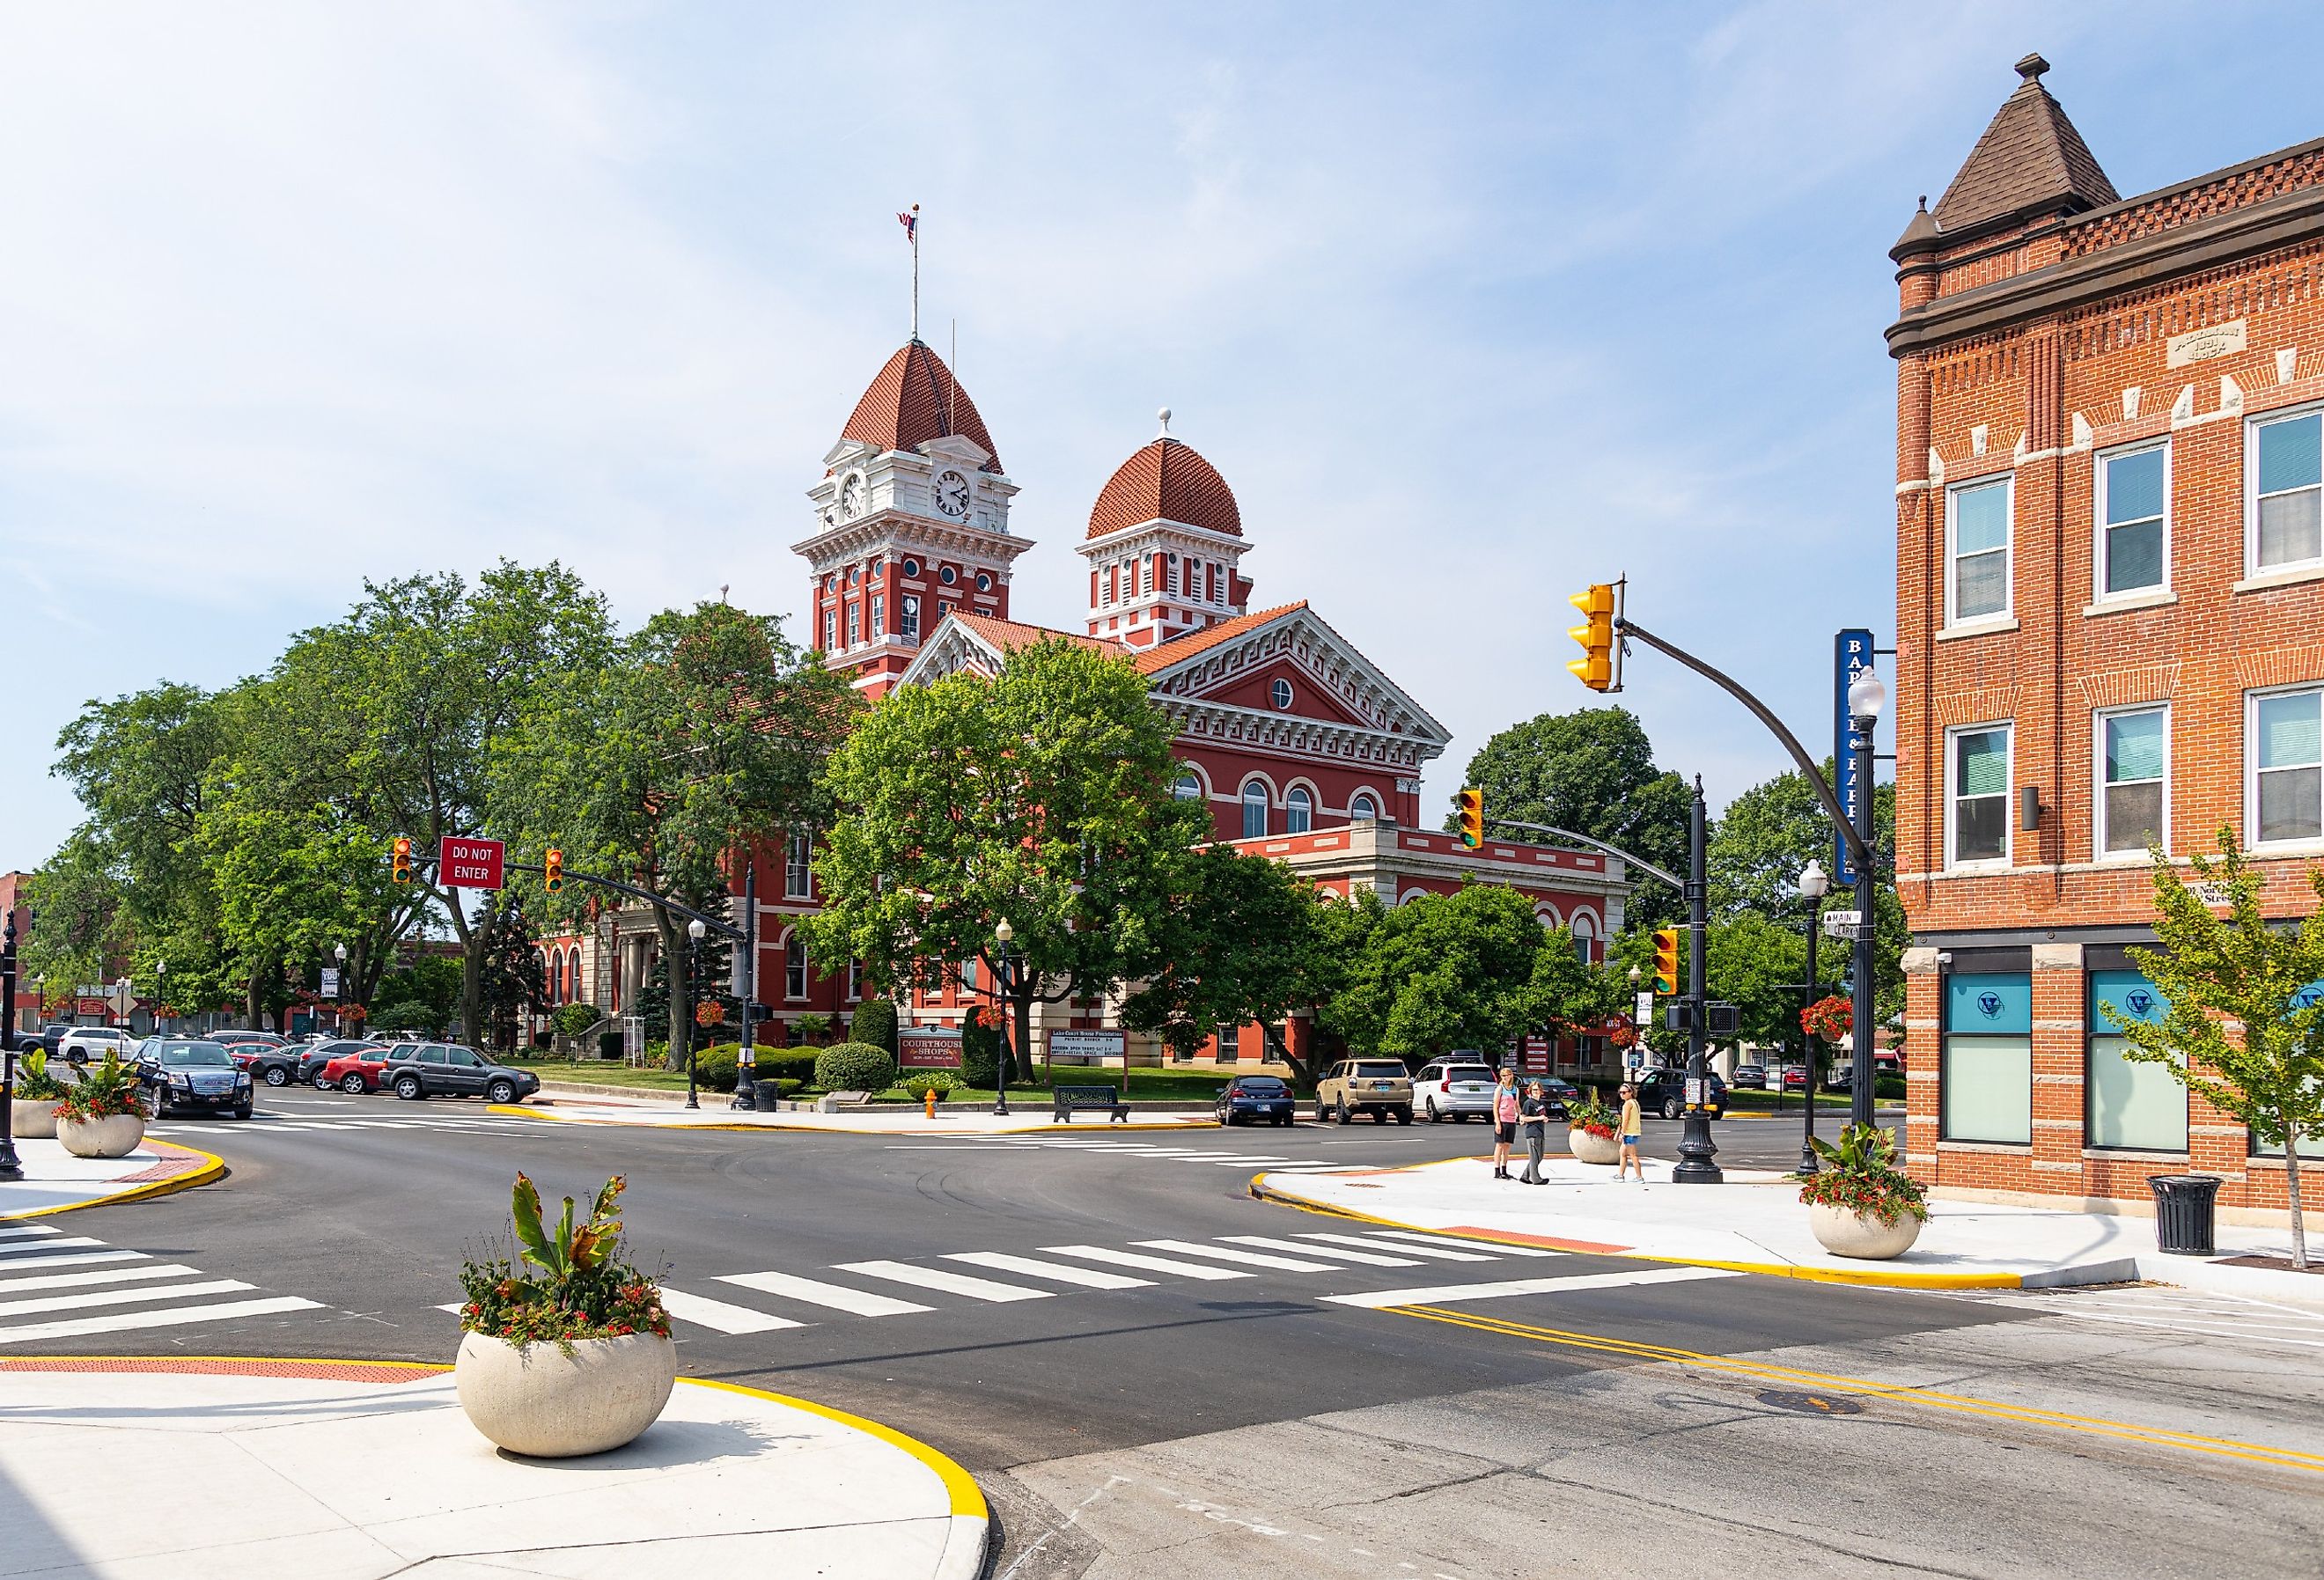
left=1456, top=787, right=1483, bottom=849
left=392, top=836, right=413, bottom=886
left=1652, top=927, right=1680, bottom=995
left=544, top=848, right=565, bottom=893
left=1567, top=583, right=1618, bottom=692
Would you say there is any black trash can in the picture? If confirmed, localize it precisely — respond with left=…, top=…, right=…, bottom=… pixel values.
left=2148, top=1173, right=2223, bottom=1256
left=752, top=1078, right=786, bottom=1113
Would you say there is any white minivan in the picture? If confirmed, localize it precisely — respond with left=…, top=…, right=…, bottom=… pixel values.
left=1410, top=1061, right=1499, bottom=1123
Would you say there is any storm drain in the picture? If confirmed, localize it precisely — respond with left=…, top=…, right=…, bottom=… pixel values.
left=1757, top=1389, right=1864, bottom=1416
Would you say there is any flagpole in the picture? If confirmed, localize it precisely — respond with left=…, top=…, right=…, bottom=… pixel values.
left=910, top=202, right=921, bottom=342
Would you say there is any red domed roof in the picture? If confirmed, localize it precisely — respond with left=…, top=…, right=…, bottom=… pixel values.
left=1086, top=437, right=1240, bottom=540
left=841, top=340, right=1002, bottom=474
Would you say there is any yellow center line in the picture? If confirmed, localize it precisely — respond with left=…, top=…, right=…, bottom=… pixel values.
left=1393, top=1304, right=2324, bottom=1477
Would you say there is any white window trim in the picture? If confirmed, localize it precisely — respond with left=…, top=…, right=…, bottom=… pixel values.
left=785, top=832, right=813, bottom=900
left=2246, top=402, right=2324, bottom=579
left=2246, top=682, right=2324, bottom=851
left=2092, top=439, right=2171, bottom=606
left=1945, top=473, right=2014, bottom=632
left=2094, top=703, right=2169, bottom=863
left=1284, top=785, right=1313, bottom=834
left=1945, top=720, right=2014, bottom=871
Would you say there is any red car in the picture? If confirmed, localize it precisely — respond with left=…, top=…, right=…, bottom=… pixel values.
left=320, top=1042, right=413, bottom=1094
left=1780, top=1066, right=1811, bottom=1091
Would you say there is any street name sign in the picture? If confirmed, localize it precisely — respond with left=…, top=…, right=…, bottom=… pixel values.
left=439, top=837, right=505, bottom=890
left=1820, top=909, right=1862, bottom=935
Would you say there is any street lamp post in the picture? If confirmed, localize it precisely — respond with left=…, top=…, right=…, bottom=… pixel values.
left=1846, top=672, right=1886, bottom=1135
left=685, top=917, right=706, bottom=1110
left=1, top=909, right=22, bottom=1182
left=991, top=919, right=1014, bottom=1119
left=1626, top=965, right=1642, bottom=1081
left=731, top=865, right=758, bottom=1112
left=154, top=959, right=166, bottom=1038
left=1796, top=857, right=1829, bottom=1174
left=333, top=944, right=347, bottom=1033
left=1672, top=778, right=1721, bottom=1184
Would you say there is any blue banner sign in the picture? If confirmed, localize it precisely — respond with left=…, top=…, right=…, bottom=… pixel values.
left=1835, top=628, right=1876, bottom=886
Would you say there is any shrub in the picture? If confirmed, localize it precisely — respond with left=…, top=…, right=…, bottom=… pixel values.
left=14, top=1049, right=64, bottom=1102
left=596, top=1030, right=625, bottom=1061
left=552, top=1003, right=599, bottom=1045
left=693, top=1044, right=739, bottom=1093
left=55, top=1052, right=145, bottom=1122
left=902, top=1070, right=961, bottom=1100
left=814, top=1041, right=897, bottom=1094
left=851, top=997, right=898, bottom=1054
left=960, top=1018, right=1000, bottom=1087
left=1875, top=1074, right=1907, bottom=1100
left=751, top=1049, right=820, bottom=1083
left=371, top=1000, right=436, bottom=1039
left=1566, top=1086, right=1618, bottom=1140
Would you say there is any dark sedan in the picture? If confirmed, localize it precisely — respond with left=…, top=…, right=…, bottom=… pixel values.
left=1214, top=1075, right=1296, bottom=1127
left=379, top=1043, right=540, bottom=1104
left=136, top=1040, right=254, bottom=1120
left=1633, top=1065, right=1727, bottom=1121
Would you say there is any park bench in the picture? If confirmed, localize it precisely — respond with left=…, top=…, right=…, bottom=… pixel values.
left=1051, top=1084, right=1131, bottom=1124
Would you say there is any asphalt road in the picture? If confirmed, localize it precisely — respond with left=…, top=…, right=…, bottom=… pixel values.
left=11, top=1087, right=2320, bottom=1579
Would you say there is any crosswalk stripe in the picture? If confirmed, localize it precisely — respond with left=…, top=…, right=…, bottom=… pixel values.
left=944, top=1252, right=1153, bottom=1290
left=1207, top=1156, right=1291, bottom=1165
left=1133, top=1239, right=1338, bottom=1272
left=1366, top=1230, right=1563, bottom=1258
left=1298, top=1231, right=1497, bottom=1262
left=0, top=1226, right=61, bottom=1241
left=0, top=1265, right=207, bottom=1296
left=0, top=1278, right=254, bottom=1321
left=1041, top=1246, right=1250, bottom=1281
left=0, top=1296, right=323, bottom=1345
left=834, top=1260, right=1054, bottom=1304
left=1321, top=1267, right=1739, bottom=1309
left=1222, top=1235, right=1418, bottom=1267
left=0, top=1252, right=146, bottom=1272
left=0, top=1238, right=107, bottom=1258
left=657, top=1288, right=807, bottom=1334
left=716, top=1269, right=934, bottom=1318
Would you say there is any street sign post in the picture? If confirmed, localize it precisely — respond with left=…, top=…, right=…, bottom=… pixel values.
left=438, top=837, right=505, bottom=890
left=1835, top=629, right=1876, bottom=887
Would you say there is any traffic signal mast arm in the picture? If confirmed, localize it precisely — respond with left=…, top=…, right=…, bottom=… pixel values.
left=1612, top=615, right=1878, bottom=879
left=396, top=849, right=747, bottom=942
left=1477, top=816, right=1681, bottom=892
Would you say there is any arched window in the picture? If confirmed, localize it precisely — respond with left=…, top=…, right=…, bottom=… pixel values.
left=1570, top=911, right=1597, bottom=964
left=1285, top=787, right=1313, bottom=834
left=1173, top=772, right=1202, bottom=801
left=1242, top=781, right=1269, bottom=839
left=1349, top=791, right=1379, bottom=822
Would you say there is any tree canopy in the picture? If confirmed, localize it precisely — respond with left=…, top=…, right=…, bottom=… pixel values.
left=1321, top=883, right=1548, bottom=1061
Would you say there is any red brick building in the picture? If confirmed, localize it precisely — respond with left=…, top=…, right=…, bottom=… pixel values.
left=1890, top=55, right=2324, bottom=1216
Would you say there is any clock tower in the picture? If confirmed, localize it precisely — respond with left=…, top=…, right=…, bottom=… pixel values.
left=793, top=339, right=1032, bottom=698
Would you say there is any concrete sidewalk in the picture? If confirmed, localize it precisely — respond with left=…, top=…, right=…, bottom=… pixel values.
left=507, top=1093, right=1216, bottom=1135
left=0, top=1356, right=987, bottom=1580
left=0, top=1135, right=223, bottom=1220
left=1254, top=1154, right=2324, bottom=1308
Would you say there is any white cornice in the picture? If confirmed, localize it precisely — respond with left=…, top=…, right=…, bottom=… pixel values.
left=791, top=511, right=1037, bottom=567
left=1140, top=606, right=1452, bottom=747
left=1163, top=694, right=1441, bottom=773
left=1078, top=518, right=1248, bottom=558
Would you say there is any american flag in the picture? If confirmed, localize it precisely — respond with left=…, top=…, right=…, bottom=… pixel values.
left=897, top=209, right=917, bottom=240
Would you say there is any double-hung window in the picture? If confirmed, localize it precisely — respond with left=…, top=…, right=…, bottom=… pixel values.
left=1241, top=781, right=1269, bottom=839
left=1941, top=974, right=2031, bottom=1144
left=1947, top=476, right=2011, bottom=625
left=1947, top=724, right=2011, bottom=867
left=868, top=593, right=883, bottom=637
left=2251, top=686, right=2323, bottom=846
left=785, top=832, right=813, bottom=900
left=2097, top=707, right=2166, bottom=857
left=1284, top=787, right=1313, bottom=834
left=822, top=610, right=836, bottom=651
left=2096, top=444, right=2166, bottom=598
left=2250, top=408, right=2322, bottom=574
left=784, top=939, right=807, bottom=1000
left=900, top=595, right=920, bottom=642
left=845, top=602, right=860, bottom=647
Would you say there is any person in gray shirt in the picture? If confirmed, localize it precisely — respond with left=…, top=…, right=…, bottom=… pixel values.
left=1518, top=1079, right=1553, bottom=1185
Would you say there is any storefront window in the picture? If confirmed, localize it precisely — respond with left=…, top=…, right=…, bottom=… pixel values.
left=1942, top=973, right=2031, bottom=1143
left=2085, top=971, right=2186, bottom=1152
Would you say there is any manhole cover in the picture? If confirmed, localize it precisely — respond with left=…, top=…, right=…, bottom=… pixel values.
left=1758, top=1389, right=1863, bottom=1415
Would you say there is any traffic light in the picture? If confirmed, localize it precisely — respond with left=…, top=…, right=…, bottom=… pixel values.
left=1567, top=583, right=1617, bottom=692
left=544, top=848, right=564, bottom=893
left=392, top=836, right=413, bottom=886
left=1456, top=787, right=1483, bottom=849
left=1652, top=927, right=1680, bottom=995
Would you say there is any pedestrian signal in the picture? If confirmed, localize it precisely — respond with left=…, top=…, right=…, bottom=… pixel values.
left=1567, top=583, right=1618, bottom=692
left=392, top=836, right=413, bottom=886
left=1652, top=927, right=1679, bottom=995
left=544, top=848, right=564, bottom=893
left=1456, top=787, right=1484, bottom=849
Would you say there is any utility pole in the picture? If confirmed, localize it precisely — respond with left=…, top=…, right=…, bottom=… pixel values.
left=1673, top=779, right=1720, bottom=1184
left=732, top=864, right=758, bottom=1111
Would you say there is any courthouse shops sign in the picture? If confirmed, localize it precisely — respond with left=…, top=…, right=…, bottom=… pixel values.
left=898, top=1027, right=963, bottom=1069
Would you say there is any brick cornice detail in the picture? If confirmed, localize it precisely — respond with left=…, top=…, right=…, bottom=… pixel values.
left=2076, top=664, right=2181, bottom=710
left=2236, top=644, right=2324, bottom=690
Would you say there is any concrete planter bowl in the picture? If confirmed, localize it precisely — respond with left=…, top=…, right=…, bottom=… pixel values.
left=11, top=1099, right=58, bottom=1141
left=1807, top=1202, right=1923, bottom=1260
left=455, top=1330, right=678, bottom=1458
left=1567, top=1128, right=1620, bottom=1165
left=57, top=1113, right=145, bottom=1158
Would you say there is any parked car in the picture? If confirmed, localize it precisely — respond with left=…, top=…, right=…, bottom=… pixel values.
left=298, top=1040, right=383, bottom=1085
left=38, top=1022, right=76, bottom=1054
left=1314, top=1058, right=1413, bottom=1124
left=214, top=1031, right=290, bottom=1048
left=379, top=1043, right=540, bottom=1105
left=1632, top=1065, right=1727, bottom=1121
left=1729, top=1062, right=1768, bottom=1090
left=1215, top=1074, right=1296, bottom=1127
left=134, top=1039, right=254, bottom=1120
left=56, top=1026, right=137, bottom=1066
left=1779, top=1065, right=1811, bottom=1091
left=226, top=1041, right=311, bottom=1088
left=320, top=1042, right=416, bottom=1094
left=1411, top=1061, right=1498, bottom=1123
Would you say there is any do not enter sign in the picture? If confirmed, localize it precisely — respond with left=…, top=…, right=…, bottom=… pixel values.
left=439, top=836, right=505, bottom=890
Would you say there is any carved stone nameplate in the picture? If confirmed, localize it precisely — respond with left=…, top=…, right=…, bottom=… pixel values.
left=2167, top=319, right=2247, bottom=368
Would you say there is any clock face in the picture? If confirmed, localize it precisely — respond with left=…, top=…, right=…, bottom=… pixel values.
left=837, top=474, right=864, bottom=519
left=933, top=469, right=971, bottom=518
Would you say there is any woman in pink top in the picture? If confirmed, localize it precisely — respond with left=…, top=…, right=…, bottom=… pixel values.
left=1491, top=1069, right=1520, bottom=1179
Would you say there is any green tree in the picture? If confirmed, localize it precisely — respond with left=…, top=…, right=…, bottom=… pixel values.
left=1525, top=927, right=1630, bottom=1045
left=1321, top=884, right=1547, bottom=1062
left=373, top=956, right=464, bottom=1033
left=2113, top=831, right=2324, bottom=1268
left=1121, top=846, right=1335, bottom=1077
left=474, top=893, right=547, bottom=1054
left=1452, top=708, right=1691, bottom=931
left=805, top=639, right=1209, bottom=1083
left=1703, top=911, right=1813, bottom=1051
left=496, top=599, right=854, bottom=1062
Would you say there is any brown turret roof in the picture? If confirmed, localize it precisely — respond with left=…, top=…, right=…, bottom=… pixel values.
left=840, top=340, right=1003, bottom=474
left=1087, top=437, right=1242, bottom=540
left=1933, top=55, right=2117, bottom=233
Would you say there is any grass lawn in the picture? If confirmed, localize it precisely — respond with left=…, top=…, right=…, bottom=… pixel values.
left=533, top=1057, right=1252, bottom=1105
left=533, top=1063, right=699, bottom=1092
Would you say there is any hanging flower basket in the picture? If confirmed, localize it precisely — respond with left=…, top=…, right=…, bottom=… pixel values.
left=694, top=1001, right=726, bottom=1027
left=343, top=1003, right=368, bottom=1022
left=1801, top=995, right=1852, bottom=1043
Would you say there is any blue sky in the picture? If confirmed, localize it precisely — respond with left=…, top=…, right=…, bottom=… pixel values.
left=4, top=1, right=2319, bottom=864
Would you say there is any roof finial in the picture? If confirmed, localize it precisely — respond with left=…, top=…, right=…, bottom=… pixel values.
left=2015, top=52, right=2049, bottom=85
left=1156, top=406, right=1173, bottom=439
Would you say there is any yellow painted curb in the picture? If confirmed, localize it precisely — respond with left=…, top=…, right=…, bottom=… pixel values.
left=1245, top=1173, right=2026, bottom=1290
left=685, top=1375, right=989, bottom=1521
left=3, top=1139, right=228, bottom=1221
left=492, top=1103, right=1216, bottom=1135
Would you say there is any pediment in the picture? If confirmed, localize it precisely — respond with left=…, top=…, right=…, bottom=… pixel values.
left=1141, top=606, right=1450, bottom=746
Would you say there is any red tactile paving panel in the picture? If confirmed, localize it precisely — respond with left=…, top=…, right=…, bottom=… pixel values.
left=0, top=1356, right=445, bottom=1383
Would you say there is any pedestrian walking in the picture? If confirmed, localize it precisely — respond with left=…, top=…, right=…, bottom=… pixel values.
left=1491, top=1068, right=1519, bottom=1179
left=1518, top=1078, right=1551, bottom=1184
left=1615, top=1082, right=1645, bottom=1183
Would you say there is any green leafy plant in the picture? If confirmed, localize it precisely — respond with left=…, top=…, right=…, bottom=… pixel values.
left=54, top=1051, right=146, bottom=1122
left=850, top=997, right=898, bottom=1054
left=13, top=1048, right=66, bottom=1102
left=692, top=1043, right=739, bottom=1092
left=458, top=1173, right=669, bottom=1350
left=1794, top=1122, right=1929, bottom=1227
left=901, top=1070, right=961, bottom=1100
left=1566, top=1086, right=1617, bottom=1141
left=813, top=1040, right=896, bottom=1094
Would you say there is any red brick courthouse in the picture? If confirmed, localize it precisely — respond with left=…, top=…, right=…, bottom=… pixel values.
left=1890, top=56, right=2324, bottom=1216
